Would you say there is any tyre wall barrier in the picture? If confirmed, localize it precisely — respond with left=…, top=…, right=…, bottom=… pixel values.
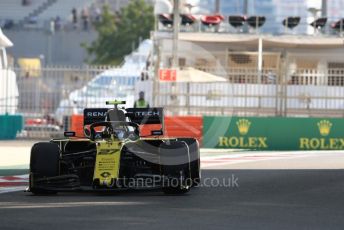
left=0, top=114, right=24, bottom=140
left=203, top=116, right=344, bottom=150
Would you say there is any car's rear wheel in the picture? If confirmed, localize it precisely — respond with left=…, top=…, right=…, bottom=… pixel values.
left=30, top=142, right=60, bottom=195
left=162, top=169, right=191, bottom=195
left=178, top=138, right=201, bottom=186
left=160, top=141, right=191, bottom=195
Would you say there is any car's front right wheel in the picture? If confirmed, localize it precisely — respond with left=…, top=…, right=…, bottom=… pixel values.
left=29, top=142, right=60, bottom=195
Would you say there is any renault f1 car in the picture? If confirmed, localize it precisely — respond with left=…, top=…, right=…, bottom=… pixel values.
left=29, top=101, right=200, bottom=195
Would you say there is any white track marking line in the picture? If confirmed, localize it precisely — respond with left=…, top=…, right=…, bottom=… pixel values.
left=0, top=187, right=26, bottom=194
left=201, top=151, right=332, bottom=168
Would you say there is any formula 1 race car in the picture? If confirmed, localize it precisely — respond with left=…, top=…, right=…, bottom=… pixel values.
left=29, top=101, right=200, bottom=195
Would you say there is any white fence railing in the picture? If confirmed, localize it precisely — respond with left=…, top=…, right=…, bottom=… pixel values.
left=151, top=67, right=344, bottom=117
left=2, top=66, right=344, bottom=138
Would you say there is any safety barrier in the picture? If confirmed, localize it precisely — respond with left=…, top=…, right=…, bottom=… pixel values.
left=203, top=116, right=344, bottom=150
left=70, top=115, right=203, bottom=143
left=6, top=65, right=344, bottom=140
left=165, top=116, right=202, bottom=142
left=46, top=114, right=344, bottom=150
left=70, top=115, right=84, bottom=137
left=140, top=116, right=202, bottom=143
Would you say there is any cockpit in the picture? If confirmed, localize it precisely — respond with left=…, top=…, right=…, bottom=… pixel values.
left=88, top=121, right=140, bottom=141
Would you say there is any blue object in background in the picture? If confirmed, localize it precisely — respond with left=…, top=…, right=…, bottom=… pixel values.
left=0, top=114, right=24, bottom=139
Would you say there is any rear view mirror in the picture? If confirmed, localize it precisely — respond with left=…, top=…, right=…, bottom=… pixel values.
left=84, top=127, right=91, bottom=137
left=151, top=130, right=164, bottom=136
left=64, top=131, right=76, bottom=137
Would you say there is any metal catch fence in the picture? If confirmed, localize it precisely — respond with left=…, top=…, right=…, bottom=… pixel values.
left=2, top=65, right=344, bottom=139
left=0, top=65, right=139, bottom=139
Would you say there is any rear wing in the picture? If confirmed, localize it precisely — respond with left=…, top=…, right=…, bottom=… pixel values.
left=126, top=108, right=164, bottom=125
left=83, top=107, right=164, bottom=127
left=83, top=108, right=108, bottom=126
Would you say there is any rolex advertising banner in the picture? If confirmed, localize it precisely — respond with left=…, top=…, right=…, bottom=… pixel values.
left=203, top=116, right=344, bottom=150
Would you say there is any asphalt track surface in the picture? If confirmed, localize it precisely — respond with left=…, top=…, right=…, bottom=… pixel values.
left=1, top=151, right=344, bottom=230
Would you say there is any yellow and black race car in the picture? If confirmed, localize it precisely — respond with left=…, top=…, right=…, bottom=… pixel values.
left=29, top=101, right=200, bottom=195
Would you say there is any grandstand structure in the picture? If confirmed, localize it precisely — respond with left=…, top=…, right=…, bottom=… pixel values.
left=0, top=0, right=154, bottom=65
left=0, top=0, right=150, bottom=27
left=31, top=0, right=94, bottom=21
left=0, top=0, right=91, bottom=23
left=154, top=0, right=344, bottom=78
left=0, top=0, right=45, bottom=22
left=151, top=0, right=344, bottom=118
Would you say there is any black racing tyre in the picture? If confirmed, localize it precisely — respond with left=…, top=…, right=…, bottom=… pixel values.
left=162, top=163, right=190, bottom=195
left=178, top=138, right=201, bottom=186
left=160, top=141, right=191, bottom=195
left=30, top=142, right=60, bottom=195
